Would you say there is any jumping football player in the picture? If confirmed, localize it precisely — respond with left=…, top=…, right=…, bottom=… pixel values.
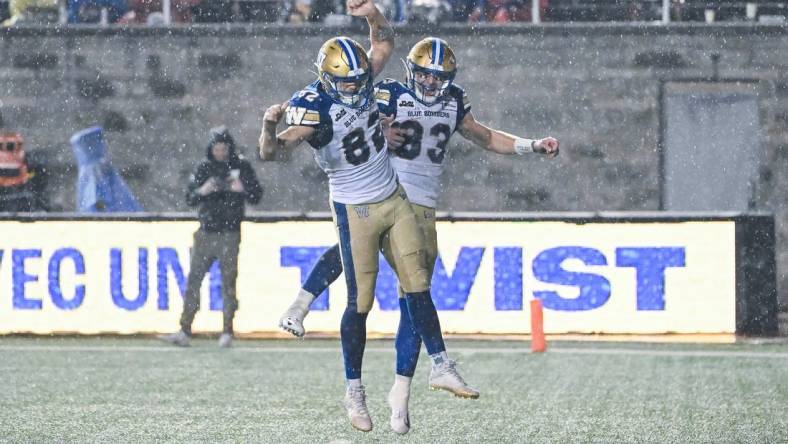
left=258, top=5, right=477, bottom=433
left=276, top=37, right=559, bottom=434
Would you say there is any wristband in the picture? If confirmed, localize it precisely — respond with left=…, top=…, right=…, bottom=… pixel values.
left=514, top=138, right=536, bottom=155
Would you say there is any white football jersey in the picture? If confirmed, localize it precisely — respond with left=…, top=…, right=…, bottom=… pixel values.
left=286, top=81, right=397, bottom=205
left=374, top=79, right=471, bottom=208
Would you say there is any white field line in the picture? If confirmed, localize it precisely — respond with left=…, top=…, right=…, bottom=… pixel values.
left=0, top=345, right=787, bottom=359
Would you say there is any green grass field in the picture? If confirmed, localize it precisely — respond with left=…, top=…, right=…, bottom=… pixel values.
left=1, top=337, right=787, bottom=443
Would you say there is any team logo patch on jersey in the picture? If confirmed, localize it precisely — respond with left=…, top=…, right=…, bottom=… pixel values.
left=398, top=100, right=415, bottom=107
left=353, top=205, right=370, bottom=218
left=286, top=107, right=320, bottom=126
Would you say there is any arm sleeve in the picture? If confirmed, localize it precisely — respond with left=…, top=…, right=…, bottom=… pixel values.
left=374, top=80, right=398, bottom=117
left=286, top=88, right=333, bottom=149
left=453, top=84, right=472, bottom=128
left=285, top=90, right=324, bottom=127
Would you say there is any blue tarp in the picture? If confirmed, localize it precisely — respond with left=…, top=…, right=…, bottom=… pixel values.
left=70, top=126, right=142, bottom=213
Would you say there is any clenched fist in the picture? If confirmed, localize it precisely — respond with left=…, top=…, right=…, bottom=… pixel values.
left=534, top=137, right=559, bottom=159
left=263, top=104, right=286, bottom=125
left=347, top=0, right=377, bottom=17
left=380, top=115, right=405, bottom=149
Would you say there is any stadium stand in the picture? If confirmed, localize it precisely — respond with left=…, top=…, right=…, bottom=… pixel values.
left=543, top=0, right=786, bottom=22
left=2, top=0, right=786, bottom=23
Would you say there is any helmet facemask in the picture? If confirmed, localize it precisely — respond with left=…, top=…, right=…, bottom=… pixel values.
left=319, top=68, right=373, bottom=109
left=403, top=59, right=456, bottom=105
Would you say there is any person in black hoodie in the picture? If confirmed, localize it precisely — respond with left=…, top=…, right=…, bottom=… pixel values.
left=159, top=126, right=262, bottom=348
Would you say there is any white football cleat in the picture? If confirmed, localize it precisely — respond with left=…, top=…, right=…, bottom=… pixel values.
left=429, top=359, right=480, bottom=399
left=279, top=290, right=316, bottom=338
left=343, top=385, right=373, bottom=432
left=388, top=384, right=411, bottom=434
left=278, top=307, right=307, bottom=338
left=157, top=330, right=190, bottom=347
left=218, top=333, right=233, bottom=348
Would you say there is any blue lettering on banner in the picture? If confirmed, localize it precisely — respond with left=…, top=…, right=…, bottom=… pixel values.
left=12, top=249, right=42, bottom=310
left=494, top=247, right=523, bottom=310
left=616, top=247, right=686, bottom=310
left=157, top=248, right=187, bottom=310
left=431, top=247, right=484, bottom=310
left=363, top=249, right=484, bottom=311
left=48, top=248, right=86, bottom=310
left=110, top=248, right=148, bottom=310
left=532, top=247, right=611, bottom=311
left=209, top=261, right=223, bottom=311
left=277, top=244, right=688, bottom=313
left=280, top=247, right=330, bottom=310
left=279, top=247, right=485, bottom=311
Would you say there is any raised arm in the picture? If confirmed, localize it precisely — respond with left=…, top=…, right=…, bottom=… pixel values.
left=258, top=103, right=316, bottom=161
left=347, top=0, right=394, bottom=77
left=456, top=112, right=560, bottom=158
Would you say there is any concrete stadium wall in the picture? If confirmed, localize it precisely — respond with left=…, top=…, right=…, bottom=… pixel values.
left=1, top=24, right=787, bottom=309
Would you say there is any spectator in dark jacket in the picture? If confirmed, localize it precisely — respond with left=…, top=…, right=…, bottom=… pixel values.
left=158, top=126, right=262, bottom=348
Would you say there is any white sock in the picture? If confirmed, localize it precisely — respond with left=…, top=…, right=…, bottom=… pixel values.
left=429, top=351, right=449, bottom=367
left=391, top=374, right=412, bottom=397
left=293, top=288, right=317, bottom=312
left=346, top=378, right=363, bottom=389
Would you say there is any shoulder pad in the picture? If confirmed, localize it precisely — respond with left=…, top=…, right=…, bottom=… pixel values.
left=374, top=79, right=408, bottom=106
left=286, top=85, right=326, bottom=126
left=375, top=78, right=407, bottom=93
left=448, top=83, right=471, bottom=111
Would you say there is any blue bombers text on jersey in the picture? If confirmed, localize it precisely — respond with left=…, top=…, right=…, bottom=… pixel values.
left=286, top=80, right=398, bottom=205
left=373, top=79, right=471, bottom=208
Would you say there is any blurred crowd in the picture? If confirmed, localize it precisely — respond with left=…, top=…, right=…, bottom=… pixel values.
left=0, top=0, right=563, bottom=26
left=1, top=0, right=785, bottom=28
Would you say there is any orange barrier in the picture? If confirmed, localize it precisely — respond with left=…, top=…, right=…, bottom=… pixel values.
left=531, top=299, right=546, bottom=352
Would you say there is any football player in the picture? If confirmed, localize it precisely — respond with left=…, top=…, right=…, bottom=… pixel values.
left=258, top=6, right=476, bottom=434
left=277, top=37, right=559, bottom=434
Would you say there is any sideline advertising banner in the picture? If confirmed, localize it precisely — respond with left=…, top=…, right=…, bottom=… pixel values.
left=0, top=219, right=736, bottom=335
